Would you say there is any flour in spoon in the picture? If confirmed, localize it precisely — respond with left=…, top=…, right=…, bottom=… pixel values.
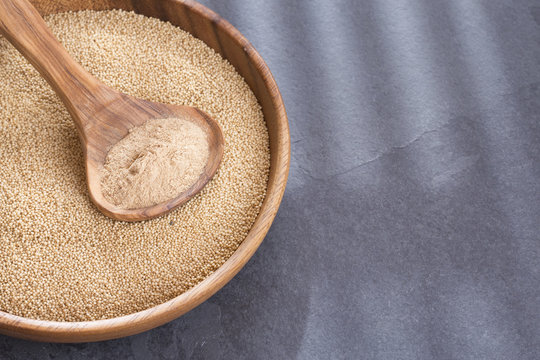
left=100, top=117, right=209, bottom=209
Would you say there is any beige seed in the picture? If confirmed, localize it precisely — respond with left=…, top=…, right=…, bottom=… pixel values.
left=0, top=9, right=269, bottom=322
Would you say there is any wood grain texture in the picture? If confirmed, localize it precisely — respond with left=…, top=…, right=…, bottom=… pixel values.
left=0, top=0, right=290, bottom=342
left=0, top=0, right=224, bottom=222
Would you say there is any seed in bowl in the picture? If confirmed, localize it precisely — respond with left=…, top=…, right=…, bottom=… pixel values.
left=0, top=9, right=270, bottom=322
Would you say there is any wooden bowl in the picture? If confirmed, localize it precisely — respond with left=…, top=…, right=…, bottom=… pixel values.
left=0, top=0, right=290, bottom=342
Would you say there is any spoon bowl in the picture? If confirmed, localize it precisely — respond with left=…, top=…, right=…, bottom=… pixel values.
left=82, top=89, right=224, bottom=221
left=0, top=0, right=224, bottom=221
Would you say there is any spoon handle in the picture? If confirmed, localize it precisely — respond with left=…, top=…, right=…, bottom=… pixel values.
left=0, top=0, right=109, bottom=127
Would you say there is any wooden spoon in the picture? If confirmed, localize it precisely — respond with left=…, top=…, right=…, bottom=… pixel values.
left=0, top=0, right=224, bottom=221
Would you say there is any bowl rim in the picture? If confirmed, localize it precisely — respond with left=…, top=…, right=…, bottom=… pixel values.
left=0, top=0, right=290, bottom=342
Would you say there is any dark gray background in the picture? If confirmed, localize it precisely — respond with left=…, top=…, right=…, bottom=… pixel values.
left=1, top=0, right=540, bottom=359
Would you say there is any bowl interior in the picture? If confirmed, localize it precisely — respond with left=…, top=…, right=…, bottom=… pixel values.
left=0, top=0, right=289, bottom=342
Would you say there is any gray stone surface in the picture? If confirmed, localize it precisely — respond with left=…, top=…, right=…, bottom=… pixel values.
left=1, top=0, right=540, bottom=358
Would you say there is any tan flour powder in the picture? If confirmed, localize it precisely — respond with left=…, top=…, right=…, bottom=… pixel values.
left=100, top=117, right=209, bottom=209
